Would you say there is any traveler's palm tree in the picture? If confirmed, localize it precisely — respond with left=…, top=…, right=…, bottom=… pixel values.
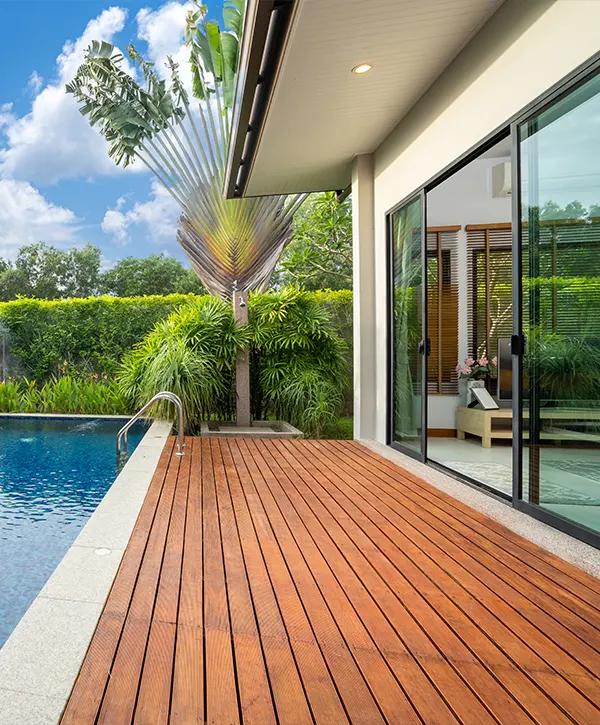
left=66, top=0, right=306, bottom=298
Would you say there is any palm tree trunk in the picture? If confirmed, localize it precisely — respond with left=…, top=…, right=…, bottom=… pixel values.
left=233, top=291, right=251, bottom=427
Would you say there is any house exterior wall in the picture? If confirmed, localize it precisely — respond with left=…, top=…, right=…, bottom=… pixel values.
left=352, top=155, right=377, bottom=440
left=366, top=0, right=600, bottom=444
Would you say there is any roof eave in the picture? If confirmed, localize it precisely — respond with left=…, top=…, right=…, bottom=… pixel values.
left=224, top=0, right=297, bottom=199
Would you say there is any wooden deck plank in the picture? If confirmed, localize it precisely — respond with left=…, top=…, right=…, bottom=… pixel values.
left=60, top=438, right=175, bottom=725
left=60, top=437, right=600, bottom=725
left=202, top=438, right=240, bottom=725
left=341, top=441, right=600, bottom=604
left=235, top=437, right=397, bottom=725
left=279, top=439, right=574, bottom=725
left=252, top=438, right=467, bottom=725
left=315, top=442, right=600, bottom=688
left=171, top=437, right=203, bottom=725
left=242, top=439, right=422, bottom=725
left=96, top=447, right=181, bottom=725
left=294, top=439, right=600, bottom=723
left=134, top=438, right=192, bottom=725
left=258, top=438, right=499, bottom=725
left=335, top=440, right=600, bottom=630
left=220, top=439, right=322, bottom=725
left=211, top=439, right=278, bottom=725
left=226, top=439, right=352, bottom=725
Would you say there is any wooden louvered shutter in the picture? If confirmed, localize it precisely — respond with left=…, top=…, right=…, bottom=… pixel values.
left=466, top=224, right=513, bottom=377
left=427, top=226, right=459, bottom=394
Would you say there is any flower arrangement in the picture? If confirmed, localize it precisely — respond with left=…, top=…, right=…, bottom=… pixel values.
left=456, top=356, right=497, bottom=380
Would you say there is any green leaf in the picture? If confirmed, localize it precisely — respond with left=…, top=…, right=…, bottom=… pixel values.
left=220, top=32, right=238, bottom=108
left=205, top=21, right=223, bottom=80
left=194, top=29, right=214, bottom=76
left=223, top=5, right=242, bottom=37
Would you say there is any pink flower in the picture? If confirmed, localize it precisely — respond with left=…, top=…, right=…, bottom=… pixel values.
left=492, top=356, right=498, bottom=367
left=455, top=363, right=461, bottom=373
left=465, top=357, right=475, bottom=366
left=462, top=366, right=472, bottom=375
left=478, top=357, right=488, bottom=367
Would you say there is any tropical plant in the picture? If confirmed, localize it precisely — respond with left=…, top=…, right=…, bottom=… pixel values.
left=119, top=296, right=248, bottom=427
left=118, top=289, right=348, bottom=436
left=66, top=1, right=311, bottom=424
left=456, top=355, right=498, bottom=381
left=273, top=192, right=352, bottom=290
left=0, top=380, right=22, bottom=412
left=526, top=329, right=600, bottom=402
left=0, top=376, right=128, bottom=415
left=248, top=288, right=348, bottom=435
left=66, top=1, right=306, bottom=299
left=0, top=291, right=354, bottom=387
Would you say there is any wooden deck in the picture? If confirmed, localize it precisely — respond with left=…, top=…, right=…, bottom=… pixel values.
left=60, top=438, right=600, bottom=725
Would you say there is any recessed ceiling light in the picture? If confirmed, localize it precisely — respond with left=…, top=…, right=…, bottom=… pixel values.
left=352, top=63, right=372, bottom=75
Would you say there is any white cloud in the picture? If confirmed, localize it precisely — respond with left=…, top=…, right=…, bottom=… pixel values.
left=0, top=180, right=79, bottom=257
left=27, top=71, right=43, bottom=95
left=137, top=1, right=194, bottom=93
left=0, top=7, right=134, bottom=184
left=101, top=209, right=130, bottom=243
left=137, top=2, right=192, bottom=69
left=102, top=180, right=181, bottom=245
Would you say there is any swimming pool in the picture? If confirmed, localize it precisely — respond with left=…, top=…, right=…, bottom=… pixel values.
left=0, top=416, right=149, bottom=647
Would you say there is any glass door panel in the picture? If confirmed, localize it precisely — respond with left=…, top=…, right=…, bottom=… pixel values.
left=390, top=196, right=426, bottom=457
left=519, top=72, right=600, bottom=535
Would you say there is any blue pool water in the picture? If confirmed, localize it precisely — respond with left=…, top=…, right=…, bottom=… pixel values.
left=0, top=416, right=148, bottom=647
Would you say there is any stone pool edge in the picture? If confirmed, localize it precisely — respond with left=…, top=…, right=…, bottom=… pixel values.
left=0, top=418, right=172, bottom=725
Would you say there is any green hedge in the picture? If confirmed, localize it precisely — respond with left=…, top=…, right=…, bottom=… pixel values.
left=0, top=294, right=197, bottom=379
left=0, top=291, right=353, bottom=382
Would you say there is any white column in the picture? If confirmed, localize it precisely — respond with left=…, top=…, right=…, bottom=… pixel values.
left=352, top=154, right=377, bottom=440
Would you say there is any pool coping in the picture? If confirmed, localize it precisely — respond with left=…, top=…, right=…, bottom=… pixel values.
left=0, top=413, right=133, bottom=419
left=0, top=418, right=172, bottom=725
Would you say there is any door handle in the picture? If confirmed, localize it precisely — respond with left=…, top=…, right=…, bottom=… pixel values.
left=418, top=339, right=431, bottom=356
left=510, top=334, right=525, bottom=356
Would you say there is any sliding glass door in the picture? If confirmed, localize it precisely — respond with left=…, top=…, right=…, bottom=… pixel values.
left=518, top=72, right=600, bottom=537
left=390, top=195, right=427, bottom=457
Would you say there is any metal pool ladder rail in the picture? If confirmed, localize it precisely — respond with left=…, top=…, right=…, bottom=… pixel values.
left=117, top=391, right=185, bottom=457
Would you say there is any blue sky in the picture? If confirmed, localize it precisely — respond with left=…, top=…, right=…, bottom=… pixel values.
left=0, top=0, right=223, bottom=267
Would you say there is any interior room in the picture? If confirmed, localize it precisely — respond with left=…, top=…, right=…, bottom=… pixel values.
left=425, top=120, right=600, bottom=533
left=426, top=135, right=514, bottom=495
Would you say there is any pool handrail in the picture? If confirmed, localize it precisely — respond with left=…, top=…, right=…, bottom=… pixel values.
left=117, top=391, right=185, bottom=457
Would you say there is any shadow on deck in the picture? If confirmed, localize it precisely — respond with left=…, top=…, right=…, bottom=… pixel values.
left=60, top=437, right=600, bottom=724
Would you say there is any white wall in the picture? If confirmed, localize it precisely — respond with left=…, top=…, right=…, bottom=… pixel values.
left=352, top=155, right=377, bottom=440
left=369, top=0, right=600, bottom=443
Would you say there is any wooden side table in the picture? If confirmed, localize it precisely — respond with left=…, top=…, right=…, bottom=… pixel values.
left=456, top=406, right=512, bottom=448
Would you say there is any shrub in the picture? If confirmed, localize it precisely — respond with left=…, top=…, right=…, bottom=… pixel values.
left=249, top=288, right=348, bottom=436
left=0, top=291, right=354, bottom=385
left=119, top=296, right=249, bottom=428
left=0, top=376, right=129, bottom=415
left=0, top=290, right=353, bottom=432
left=0, top=294, right=197, bottom=379
left=118, top=288, right=348, bottom=436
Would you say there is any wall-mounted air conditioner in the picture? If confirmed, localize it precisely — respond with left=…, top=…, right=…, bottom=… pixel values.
left=492, top=161, right=511, bottom=197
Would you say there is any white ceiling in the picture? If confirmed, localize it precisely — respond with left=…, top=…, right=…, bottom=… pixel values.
left=245, top=0, right=505, bottom=196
